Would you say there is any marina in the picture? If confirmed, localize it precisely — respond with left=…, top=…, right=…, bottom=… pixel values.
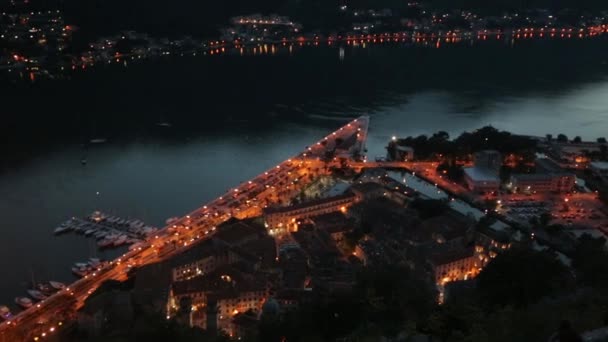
left=54, top=211, right=158, bottom=249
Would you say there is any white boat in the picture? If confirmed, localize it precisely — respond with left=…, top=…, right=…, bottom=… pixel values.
left=15, top=297, right=32, bottom=309
left=27, top=290, right=47, bottom=301
left=89, top=258, right=101, bottom=267
left=74, top=262, right=88, bottom=268
left=49, top=281, right=66, bottom=290
left=84, top=229, right=96, bottom=236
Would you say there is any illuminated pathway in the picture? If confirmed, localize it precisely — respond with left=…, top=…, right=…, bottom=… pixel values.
left=0, top=116, right=369, bottom=342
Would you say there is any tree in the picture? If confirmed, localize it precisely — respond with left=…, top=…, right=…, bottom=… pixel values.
left=557, top=134, right=568, bottom=143
left=546, top=134, right=553, bottom=142
left=571, top=234, right=608, bottom=289
left=573, top=136, right=582, bottom=143
left=597, top=137, right=607, bottom=144
left=477, top=248, right=573, bottom=308
left=410, top=198, right=449, bottom=219
left=437, top=162, right=464, bottom=182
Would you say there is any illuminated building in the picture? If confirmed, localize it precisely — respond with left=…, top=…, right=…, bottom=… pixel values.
left=168, top=266, right=270, bottom=331
left=263, top=193, right=358, bottom=234
left=463, top=150, right=502, bottom=193
left=509, top=158, right=575, bottom=193
left=429, top=247, right=480, bottom=285
left=463, top=167, right=500, bottom=193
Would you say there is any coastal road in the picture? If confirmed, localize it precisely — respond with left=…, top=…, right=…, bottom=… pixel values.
left=0, top=116, right=369, bottom=342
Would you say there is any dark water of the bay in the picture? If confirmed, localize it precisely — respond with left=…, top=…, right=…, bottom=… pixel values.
left=1, top=37, right=608, bottom=308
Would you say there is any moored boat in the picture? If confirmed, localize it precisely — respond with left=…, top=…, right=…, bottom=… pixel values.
left=98, top=238, right=115, bottom=248
left=49, top=281, right=66, bottom=290
left=27, top=290, right=47, bottom=301
left=113, top=235, right=128, bottom=247
left=72, top=267, right=89, bottom=278
left=35, top=283, right=55, bottom=296
left=89, top=258, right=101, bottom=267
left=15, top=297, right=33, bottom=309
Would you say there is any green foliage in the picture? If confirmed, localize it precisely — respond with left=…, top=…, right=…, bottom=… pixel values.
left=389, top=126, right=536, bottom=162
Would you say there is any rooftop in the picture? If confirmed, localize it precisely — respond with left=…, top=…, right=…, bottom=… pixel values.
left=263, top=193, right=356, bottom=215
left=428, top=247, right=475, bottom=266
left=511, top=173, right=554, bottom=182
left=536, top=158, right=570, bottom=175
left=215, top=220, right=265, bottom=246
left=590, top=161, right=608, bottom=170
left=464, top=167, right=500, bottom=182
left=172, top=264, right=267, bottom=297
left=350, top=181, right=386, bottom=196
left=413, top=210, right=474, bottom=242
left=477, top=224, right=511, bottom=243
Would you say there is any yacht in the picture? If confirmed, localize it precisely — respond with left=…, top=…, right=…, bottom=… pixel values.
left=15, top=297, right=33, bottom=309
left=27, top=290, right=47, bottom=301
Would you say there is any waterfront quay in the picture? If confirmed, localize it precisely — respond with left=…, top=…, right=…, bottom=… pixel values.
left=0, top=117, right=369, bottom=342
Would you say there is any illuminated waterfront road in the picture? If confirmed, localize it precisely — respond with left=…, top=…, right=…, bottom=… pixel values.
left=0, top=116, right=369, bottom=342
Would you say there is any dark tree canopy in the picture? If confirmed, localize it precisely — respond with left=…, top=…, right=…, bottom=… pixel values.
left=477, top=248, right=573, bottom=308
left=572, top=234, right=608, bottom=289
left=410, top=198, right=449, bottom=219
